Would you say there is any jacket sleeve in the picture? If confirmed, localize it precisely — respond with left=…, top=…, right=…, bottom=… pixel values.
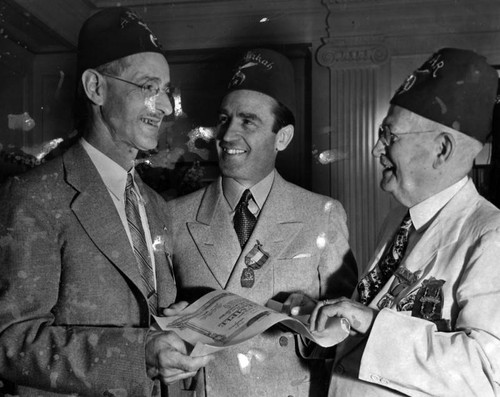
left=320, top=199, right=358, bottom=299
left=0, top=180, right=155, bottom=396
left=359, top=229, right=500, bottom=397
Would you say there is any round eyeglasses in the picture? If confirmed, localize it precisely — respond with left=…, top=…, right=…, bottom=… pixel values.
left=101, top=73, right=174, bottom=103
left=378, top=124, right=436, bottom=147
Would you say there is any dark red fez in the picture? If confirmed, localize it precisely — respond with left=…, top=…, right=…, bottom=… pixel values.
left=77, top=7, right=164, bottom=77
left=391, top=48, right=498, bottom=143
left=227, top=48, right=296, bottom=117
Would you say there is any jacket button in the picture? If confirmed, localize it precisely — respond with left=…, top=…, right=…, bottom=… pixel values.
left=279, top=336, right=288, bottom=347
left=334, top=364, right=344, bottom=374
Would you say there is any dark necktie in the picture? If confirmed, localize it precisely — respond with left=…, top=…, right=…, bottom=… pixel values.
left=234, top=189, right=257, bottom=248
left=125, top=173, right=157, bottom=315
left=357, top=212, right=413, bottom=306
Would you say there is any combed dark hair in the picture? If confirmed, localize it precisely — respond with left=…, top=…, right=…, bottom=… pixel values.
left=271, top=101, right=295, bottom=133
left=73, top=58, right=130, bottom=134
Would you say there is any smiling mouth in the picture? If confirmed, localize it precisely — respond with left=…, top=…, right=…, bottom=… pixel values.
left=380, top=155, right=394, bottom=171
left=141, top=117, right=160, bottom=127
left=222, top=147, right=246, bottom=155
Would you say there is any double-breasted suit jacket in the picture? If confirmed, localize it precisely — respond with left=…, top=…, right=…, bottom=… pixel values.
left=0, top=143, right=176, bottom=397
left=329, top=179, right=500, bottom=397
left=165, top=172, right=358, bottom=397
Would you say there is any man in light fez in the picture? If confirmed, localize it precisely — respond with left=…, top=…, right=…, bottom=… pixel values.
left=303, top=48, right=500, bottom=396
left=0, top=7, right=212, bottom=397
left=163, top=48, right=358, bottom=396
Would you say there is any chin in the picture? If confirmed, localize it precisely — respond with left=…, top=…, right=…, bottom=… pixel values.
left=138, top=137, right=159, bottom=152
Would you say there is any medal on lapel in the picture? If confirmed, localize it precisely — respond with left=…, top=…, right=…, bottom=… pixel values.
left=412, top=277, right=445, bottom=321
left=377, top=266, right=418, bottom=309
left=240, top=240, right=270, bottom=288
left=240, top=267, right=255, bottom=288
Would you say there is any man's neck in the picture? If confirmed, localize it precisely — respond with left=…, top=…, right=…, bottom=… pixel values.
left=84, top=129, right=137, bottom=171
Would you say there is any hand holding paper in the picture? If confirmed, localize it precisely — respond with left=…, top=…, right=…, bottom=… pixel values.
left=154, top=290, right=351, bottom=357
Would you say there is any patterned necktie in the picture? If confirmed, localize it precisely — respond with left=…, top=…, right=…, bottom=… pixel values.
left=234, top=189, right=257, bottom=248
left=357, top=212, right=413, bottom=306
left=125, top=173, right=157, bottom=315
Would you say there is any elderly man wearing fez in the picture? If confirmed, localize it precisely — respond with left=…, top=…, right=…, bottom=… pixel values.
left=0, top=7, right=212, bottom=397
left=300, top=48, right=500, bottom=396
left=164, top=48, right=358, bottom=396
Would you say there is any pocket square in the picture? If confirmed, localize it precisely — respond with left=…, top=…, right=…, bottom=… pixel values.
left=292, top=253, right=312, bottom=259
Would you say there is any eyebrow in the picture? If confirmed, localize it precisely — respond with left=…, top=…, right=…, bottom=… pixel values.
left=130, top=72, right=170, bottom=86
left=239, top=111, right=261, bottom=120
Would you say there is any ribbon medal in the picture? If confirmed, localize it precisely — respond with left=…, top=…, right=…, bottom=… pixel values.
left=240, top=240, right=270, bottom=288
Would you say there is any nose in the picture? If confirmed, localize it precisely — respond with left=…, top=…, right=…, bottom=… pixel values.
left=156, top=92, right=173, bottom=117
left=217, top=118, right=239, bottom=142
left=372, top=137, right=385, bottom=158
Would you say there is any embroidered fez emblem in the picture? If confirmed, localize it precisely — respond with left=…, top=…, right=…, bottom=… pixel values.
left=395, top=53, right=445, bottom=96
left=122, top=10, right=160, bottom=48
left=229, top=62, right=258, bottom=88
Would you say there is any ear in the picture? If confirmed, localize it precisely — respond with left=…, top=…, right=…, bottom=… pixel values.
left=433, top=132, right=454, bottom=168
left=81, top=69, right=106, bottom=106
left=275, top=125, right=294, bottom=152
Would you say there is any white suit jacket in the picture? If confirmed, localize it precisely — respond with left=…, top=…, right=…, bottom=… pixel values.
left=329, top=179, right=500, bottom=397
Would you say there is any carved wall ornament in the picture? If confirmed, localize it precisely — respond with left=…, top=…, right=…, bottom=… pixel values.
left=316, top=41, right=389, bottom=69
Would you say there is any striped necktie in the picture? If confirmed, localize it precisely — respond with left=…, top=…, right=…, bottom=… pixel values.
left=357, top=212, right=413, bottom=306
left=234, top=189, right=257, bottom=247
left=125, top=173, right=157, bottom=315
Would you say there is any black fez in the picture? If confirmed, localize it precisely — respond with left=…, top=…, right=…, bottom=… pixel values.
left=77, top=7, right=164, bottom=77
left=227, top=48, right=296, bottom=117
left=391, top=48, right=498, bottom=143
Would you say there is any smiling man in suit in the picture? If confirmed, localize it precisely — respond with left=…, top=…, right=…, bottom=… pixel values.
left=164, top=48, right=358, bottom=397
left=0, top=7, right=211, bottom=397
left=307, top=48, right=500, bottom=396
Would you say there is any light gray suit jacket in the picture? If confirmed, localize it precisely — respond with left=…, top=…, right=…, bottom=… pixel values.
left=165, top=173, right=357, bottom=397
left=329, top=179, right=500, bottom=397
left=0, top=143, right=176, bottom=396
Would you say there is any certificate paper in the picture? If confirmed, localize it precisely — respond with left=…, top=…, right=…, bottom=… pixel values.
left=154, top=290, right=350, bottom=357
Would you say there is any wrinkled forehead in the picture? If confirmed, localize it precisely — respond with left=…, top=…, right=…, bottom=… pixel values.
left=220, top=89, right=277, bottom=114
left=383, top=105, right=435, bottom=132
left=121, top=52, right=170, bottom=82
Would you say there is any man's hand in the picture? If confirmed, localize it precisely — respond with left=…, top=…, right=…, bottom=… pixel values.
left=309, top=297, right=378, bottom=335
left=282, top=292, right=317, bottom=317
left=145, top=330, right=213, bottom=385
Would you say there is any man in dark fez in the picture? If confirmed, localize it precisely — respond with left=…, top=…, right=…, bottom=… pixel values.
left=0, top=7, right=211, bottom=397
left=164, top=48, right=358, bottom=397
left=306, top=48, right=500, bottom=396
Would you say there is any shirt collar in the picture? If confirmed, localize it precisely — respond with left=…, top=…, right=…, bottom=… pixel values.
left=80, top=138, right=132, bottom=201
left=222, top=170, right=275, bottom=211
left=409, top=176, right=468, bottom=231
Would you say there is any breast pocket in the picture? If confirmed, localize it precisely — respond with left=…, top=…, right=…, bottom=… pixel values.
left=273, top=254, right=320, bottom=296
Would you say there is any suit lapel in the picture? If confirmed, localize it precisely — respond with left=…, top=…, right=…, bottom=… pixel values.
left=63, top=144, right=145, bottom=297
left=225, top=174, right=303, bottom=291
left=187, top=180, right=241, bottom=288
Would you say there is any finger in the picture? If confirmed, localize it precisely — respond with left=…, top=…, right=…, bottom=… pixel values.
left=308, top=302, right=323, bottom=332
left=162, top=301, right=189, bottom=316
left=160, top=370, right=198, bottom=385
left=290, top=306, right=300, bottom=316
left=309, top=298, right=337, bottom=331
left=282, top=293, right=303, bottom=315
left=158, top=350, right=213, bottom=374
left=315, top=306, right=341, bottom=332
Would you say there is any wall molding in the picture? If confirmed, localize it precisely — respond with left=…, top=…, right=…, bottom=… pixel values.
left=317, top=37, right=389, bottom=69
